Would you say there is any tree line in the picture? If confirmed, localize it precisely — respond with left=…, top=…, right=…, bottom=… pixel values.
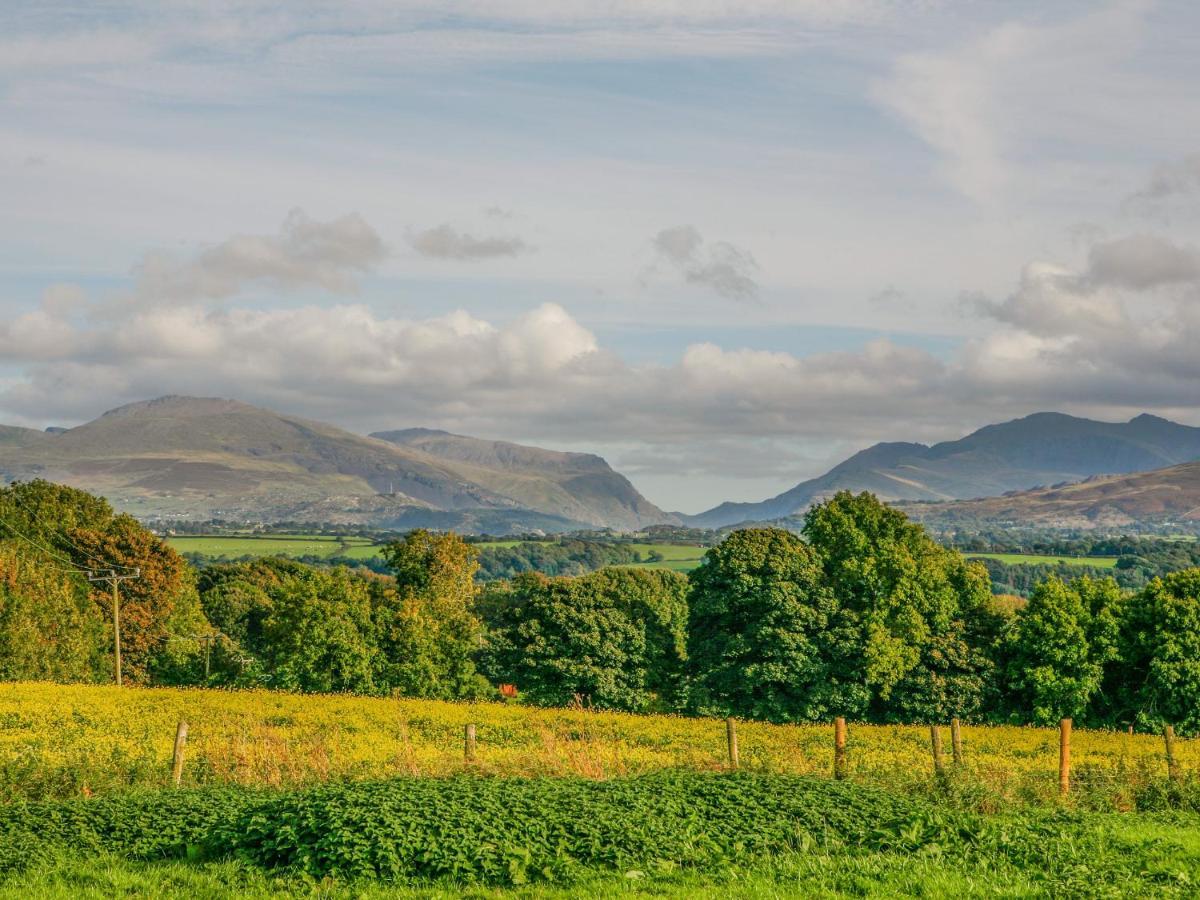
left=3, top=481, right=1200, bottom=733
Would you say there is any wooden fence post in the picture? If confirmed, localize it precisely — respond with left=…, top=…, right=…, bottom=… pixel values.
left=930, top=724, right=945, bottom=777
left=834, top=717, right=847, bottom=780
left=1165, top=724, right=1180, bottom=782
left=725, top=717, right=740, bottom=771
left=1059, top=718, right=1072, bottom=797
left=171, top=720, right=188, bottom=787
left=464, top=723, right=477, bottom=763
left=950, top=717, right=963, bottom=766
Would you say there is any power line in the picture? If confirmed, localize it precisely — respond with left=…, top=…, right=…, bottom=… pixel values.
left=5, top=489, right=138, bottom=572
left=0, top=514, right=92, bottom=573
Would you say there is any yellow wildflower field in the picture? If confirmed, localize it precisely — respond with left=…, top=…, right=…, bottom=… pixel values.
left=0, top=682, right=1189, bottom=808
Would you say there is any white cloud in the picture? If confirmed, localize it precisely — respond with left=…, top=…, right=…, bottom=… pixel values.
left=873, top=2, right=1160, bottom=204
left=408, top=224, right=530, bottom=260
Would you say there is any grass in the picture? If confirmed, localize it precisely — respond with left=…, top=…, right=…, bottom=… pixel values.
left=167, top=534, right=381, bottom=561
left=621, top=542, right=707, bottom=572
left=5, top=683, right=1200, bottom=896
left=966, top=552, right=1119, bottom=568
left=0, top=682, right=1193, bottom=810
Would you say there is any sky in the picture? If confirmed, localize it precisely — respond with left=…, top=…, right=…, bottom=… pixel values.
left=2, top=0, right=1200, bottom=513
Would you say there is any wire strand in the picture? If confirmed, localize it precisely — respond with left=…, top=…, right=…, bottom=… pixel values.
left=5, top=490, right=138, bottom=572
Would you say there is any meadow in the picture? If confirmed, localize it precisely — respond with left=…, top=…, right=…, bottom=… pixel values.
left=3, top=683, right=1200, bottom=896
left=965, top=551, right=1119, bottom=568
left=1, top=683, right=1192, bottom=807
left=167, top=533, right=381, bottom=561
left=166, top=534, right=709, bottom=571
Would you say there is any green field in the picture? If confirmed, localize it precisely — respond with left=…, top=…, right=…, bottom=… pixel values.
left=622, top=542, right=708, bottom=571
left=169, top=537, right=1124, bottom=575
left=966, top=551, right=1119, bottom=568
left=167, top=534, right=382, bottom=561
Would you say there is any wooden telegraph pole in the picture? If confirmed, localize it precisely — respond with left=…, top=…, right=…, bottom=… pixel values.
left=88, top=568, right=141, bottom=686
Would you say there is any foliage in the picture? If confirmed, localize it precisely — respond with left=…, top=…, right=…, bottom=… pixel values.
left=375, top=530, right=489, bottom=699
left=0, top=545, right=104, bottom=682
left=478, top=568, right=688, bottom=711
left=687, top=528, right=837, bottom=722
left=0, top=480, right=206, bottom=684
left=801, top=492, right=996, bottom=722
left=6, top=770, right=1200, bottom=895
left=1119, top=570, right=1200, bottom=735
left=198, top=559, right=377, bottom=693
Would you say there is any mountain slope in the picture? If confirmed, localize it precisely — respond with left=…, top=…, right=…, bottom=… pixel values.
left=0, top=397, right=672, bottom=530
left=372, top=428, right=675, bottom=532
left=688, top=413, right=1200, bottom=528
left=0, top=425, right=47, bottom=449
left=897, top=461, right=1200, bottom=528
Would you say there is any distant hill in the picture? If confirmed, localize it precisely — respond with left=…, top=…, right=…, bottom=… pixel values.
left=371, top=428, right=673, bottom=532
left=897, top=461, right=1200, bottom=529
left=0, top=396, right=675, bottom=531
left=0, top=425, right=47, bottom=448
left=688, top=412, right=1200, bottom=528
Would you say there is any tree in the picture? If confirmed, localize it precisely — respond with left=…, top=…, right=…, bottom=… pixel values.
left=802, top=491, right=994, bottom=722
left=687, top=528, right=840, bottom=722
left=71, top=516, right=208, bottom=685
left=1004, top=578, right=1106, bottom=725
left=199, top=558, right=377, bottom=692
left=1118, top=569, right=1200, bottom=734
left=479, top=567, right=689, bottom=711
left=0, top=480, right=208, bottom=684
left=0, top=543, right=105, bottom=681
left=259, top=565, right=377, bottom=693
left=374, top=530, right=488, bottom=699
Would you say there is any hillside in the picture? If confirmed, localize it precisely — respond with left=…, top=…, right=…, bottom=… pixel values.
left=372, top=428, right=675, bottom=532
left=689, top=412, right=1200, bottom=528
left=897, top=460, right=1200, bottom=529
left=0, top=396, right=673, bottom=531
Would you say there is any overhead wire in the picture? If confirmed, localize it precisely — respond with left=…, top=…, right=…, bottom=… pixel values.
left=0, top=514, right=93, bottom=574
left=3, top=489, right=138, bottom=572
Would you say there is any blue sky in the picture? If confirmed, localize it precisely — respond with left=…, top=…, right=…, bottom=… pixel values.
left=2, top=1, right=1200, bottom=511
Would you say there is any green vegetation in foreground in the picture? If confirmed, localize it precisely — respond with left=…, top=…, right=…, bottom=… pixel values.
left=3, top=773, right=1200, bottom=898
left=967, top=551, right=1119, bottom=568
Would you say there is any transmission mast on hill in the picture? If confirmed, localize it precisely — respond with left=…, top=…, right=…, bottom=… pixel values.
left=87, top=568, right=141, bottom=686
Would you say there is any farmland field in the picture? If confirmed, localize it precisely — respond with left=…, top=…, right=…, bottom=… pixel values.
left=966, top=551, right=1119, bottom=568
left=167, top=534, right=382, bottom=561
left=3, top=683, right=1200, bottom=897
left=169, top=535, right=709, bottom=571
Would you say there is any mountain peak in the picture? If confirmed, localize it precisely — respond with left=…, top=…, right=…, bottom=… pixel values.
left=98, top=395, right=260, bottom=419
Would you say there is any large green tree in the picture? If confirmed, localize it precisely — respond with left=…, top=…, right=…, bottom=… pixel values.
left=1003, top=577, right=1115, bottom=725
left=1118, top=569, right=1200, bottom=734
left=374, top=530, right=489, bottom=699
left=479, top=567, right=689, bottom=711
left=199, top=558, right=376, bottom=693
left=687, top=528, right=838, bottom=722
left=802, top=491, right=995, bottom=722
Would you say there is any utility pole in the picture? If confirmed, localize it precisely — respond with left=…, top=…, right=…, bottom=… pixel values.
left=88, top=568, right=141, bottom=686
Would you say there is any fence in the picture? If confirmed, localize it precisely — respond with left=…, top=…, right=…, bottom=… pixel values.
left=161, top=712, right=1188, bottom=801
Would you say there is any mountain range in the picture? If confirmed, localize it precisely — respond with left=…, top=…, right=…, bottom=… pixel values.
left=685, top=412, right=1200, bottom=528
left=3, top=398, right=1200, bottom=532
left=897, top=461, right=1200, bottom=528
left=0, top=396, right=677, bottom=532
